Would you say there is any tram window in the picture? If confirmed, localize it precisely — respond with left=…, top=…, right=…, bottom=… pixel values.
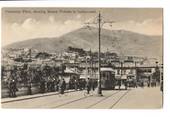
left=105, top=72, right=108, bottom=80
left=121, top=70, right=125, bottom=75
left=102, top=72, right=106, bottom=78
left=117, top=69, right=120, bottom=74
left=130, top=69, right=133, bottom=74
left=106, top=72, right=110, bottom=80
left=124, top=70, right=126, bottom=74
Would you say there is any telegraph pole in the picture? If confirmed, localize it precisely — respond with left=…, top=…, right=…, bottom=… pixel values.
left=84, top=12, right=115, bottom=96
left=97, top=12, right=102, bottom=96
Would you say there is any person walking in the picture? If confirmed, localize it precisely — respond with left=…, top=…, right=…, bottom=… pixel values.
left=8, top=70, right=18, bottom=97
left=27, top=81, right=32, bottom=95
left=51, top=78, right=55, bottom=92
left=8, top=79, right=13, bottom=97
left=91, top=79, right=95, bottom=91
left=118, top=79, right=121, bottom=90
left=40, top=79, right=46, bottom=93
left=56, top=79, right=60, bottom=91
left=59, top=78, right=66, bottom=94
left=11, top=79, right=17, bottom=97
left=74, top=79, right=78, bottom=91
left=86, top=78, right=91, bottom=94
left=47, top=77, right=51, bottom=92
left=27, top=70, right=32, bottom=95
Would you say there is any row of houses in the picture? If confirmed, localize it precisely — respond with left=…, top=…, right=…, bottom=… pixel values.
left=2, top=47, right=161, bottom=82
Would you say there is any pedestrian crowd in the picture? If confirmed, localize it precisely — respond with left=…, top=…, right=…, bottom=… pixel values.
left=2, top=64, right=98, bottom=98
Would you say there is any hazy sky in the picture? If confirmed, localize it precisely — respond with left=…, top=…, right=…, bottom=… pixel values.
left=2, top=8, right=163, bottom=46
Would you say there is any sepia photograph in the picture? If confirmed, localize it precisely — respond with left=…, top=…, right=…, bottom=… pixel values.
left=1, top=7, right=163, bottom=109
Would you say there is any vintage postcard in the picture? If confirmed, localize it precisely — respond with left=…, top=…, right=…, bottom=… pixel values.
left=1, top=7, right=163, bottom=109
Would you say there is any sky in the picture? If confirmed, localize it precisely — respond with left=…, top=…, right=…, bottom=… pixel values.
left=2, top=8, right=163, bottom=46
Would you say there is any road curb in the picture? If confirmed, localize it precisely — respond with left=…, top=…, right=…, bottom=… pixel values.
left=1, top=90, right=76, bottom=104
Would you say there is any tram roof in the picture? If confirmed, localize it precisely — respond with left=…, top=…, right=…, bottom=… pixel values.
left=101, top=67, right=114, bottom=72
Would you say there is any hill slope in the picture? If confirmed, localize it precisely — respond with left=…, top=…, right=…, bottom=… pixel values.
left=4, top=27, right=162, bottom=60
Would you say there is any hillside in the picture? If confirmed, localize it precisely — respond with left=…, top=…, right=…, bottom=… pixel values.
left=4, top=27, right=162, bottom=60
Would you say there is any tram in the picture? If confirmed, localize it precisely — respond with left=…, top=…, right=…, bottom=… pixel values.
left=100, top=67, right=115, bottom=89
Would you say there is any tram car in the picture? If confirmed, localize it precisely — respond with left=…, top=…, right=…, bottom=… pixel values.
left=100, top=67, right=115, bottom=89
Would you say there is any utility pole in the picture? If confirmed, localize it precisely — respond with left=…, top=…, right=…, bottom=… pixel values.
left=97, top=12, right=102, bottom=96
left=84, top=12, right=115, bottom=96
left=90, top=49, right=93, bottom=79
left=134, top=61, right=137, bottom=79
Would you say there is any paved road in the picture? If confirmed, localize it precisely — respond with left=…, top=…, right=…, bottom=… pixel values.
left=113, top=87, right=163, bottom=109
left=1, top=87, right=162, bottom=109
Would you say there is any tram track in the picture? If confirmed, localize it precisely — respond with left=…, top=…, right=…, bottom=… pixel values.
left=109, top=89, right=130, bottom=109
left=52, top=93, right=93, bottom=108
left=86, top=91, right=121, bottom=109
left=53, top=90, right=126, bottom=109
left=2, top=89, right=131, bottom=108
